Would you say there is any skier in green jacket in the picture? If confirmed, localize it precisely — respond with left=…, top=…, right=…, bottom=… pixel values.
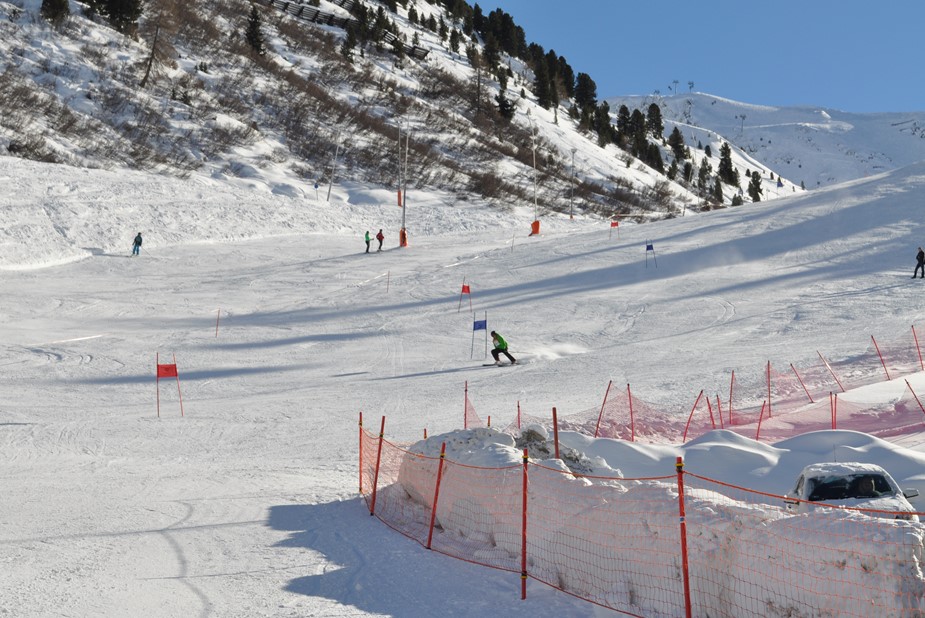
left=490, top=331, right=517, bottom=365
left=365, top=230, right=371, bottom=253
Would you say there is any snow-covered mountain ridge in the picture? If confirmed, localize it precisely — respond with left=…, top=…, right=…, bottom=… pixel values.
left=609, top=92, right=925, bottom=190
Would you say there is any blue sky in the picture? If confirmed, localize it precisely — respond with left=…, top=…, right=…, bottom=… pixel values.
left=475, top=1, right=924, bottom=113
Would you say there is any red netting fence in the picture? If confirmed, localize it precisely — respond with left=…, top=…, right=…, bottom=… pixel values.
left=483, top=325, right=925, bottom=446
left=360, top=430, right=925, bottom=616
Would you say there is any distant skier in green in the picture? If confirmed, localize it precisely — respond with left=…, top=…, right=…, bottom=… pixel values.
left=490, top=330, right=517, bottom=365
left=132, top=232, right=142, bottom=256
left=365, top=230, right=371, bottom=253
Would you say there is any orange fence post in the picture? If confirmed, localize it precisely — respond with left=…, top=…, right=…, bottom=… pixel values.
left=593, top=380, right=612, bottom=438
left=521, top=449, right=529, bottom=601
left=628, top=383, right=635, bottom=441
left=675, top=457, right=693, bottom=618
left=728, top=370, right=735, bottom=426
left=552, top=407, right=560, bottom=460
left=871, top=335, right=891, bottom=380
left=790, top=363, right=814, bottom=403
left=681, top=390, right=704, bottom=442
left=905, top=379, right=925, bottom=417
left=767, top=361, right=772, bottom=418
left=914, top=325, right=924, bottom=372
left=369, top=416, right=386, bottom=516
left=426, top=443, right=447, bottom=549
left=358, top=412, right=363, bottom=494
left=818, top=351, right=846, bottom=392
left=755, top=401, right=767, bottom=441
left=463, top=381, right=468, bottom=429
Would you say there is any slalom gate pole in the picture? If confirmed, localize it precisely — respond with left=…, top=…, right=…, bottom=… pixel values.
left=755, top=401, right=767, bottom=441
left=369, top=416, right=386, bottom=516
left=628, top=383, right=635, bottom=442
left=716, top=395, right=724, bottom=429
left=174, top=354, right=184, bottom=417
left=426, top=443, right=447, bottom=549
left=521, top=449, right=528, bottom=601
left=706, top=395, right=715, bottom=429
left=593, top=380, right=612, bottom=438
left=675, top=457, right=693, bottom=618
left=904, top=380, right=925, bottom=417
left=215, top=308, right=220, bottom=338
left=871, top=335, right=890, bottom=380
left=791, top=363, right=814, bottom=403
left=552, top=407, right=559, bottom=460
left=913, top=325, right=924, bottom=372
left=156, top=352, right=160, bottom=418
left=358, top=412, right=363, bottom=493
left=681, top=390, right=704, bottom=442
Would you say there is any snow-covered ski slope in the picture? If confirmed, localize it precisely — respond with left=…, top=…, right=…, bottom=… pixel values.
left=4, top=155, right=925, bottom=616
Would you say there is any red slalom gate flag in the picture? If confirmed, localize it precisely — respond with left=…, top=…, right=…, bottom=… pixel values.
left=611, top=221, right=619, bottom=228
left=157, top=363, right=178, bottom=378
left=461, top=284, right=471, bottom=294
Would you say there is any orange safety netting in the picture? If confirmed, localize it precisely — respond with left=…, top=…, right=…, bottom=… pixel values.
left=360, top=431, right=925, bottom=616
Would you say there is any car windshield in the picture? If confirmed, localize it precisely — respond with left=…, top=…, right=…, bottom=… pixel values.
left=806, top=473, right=892, bottom=501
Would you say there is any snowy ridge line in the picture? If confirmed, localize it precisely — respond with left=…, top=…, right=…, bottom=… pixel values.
left=361, top=427, right=925, bottom=617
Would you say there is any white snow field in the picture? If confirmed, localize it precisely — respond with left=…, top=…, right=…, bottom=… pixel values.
left=4, top=155, right=925, bottom=616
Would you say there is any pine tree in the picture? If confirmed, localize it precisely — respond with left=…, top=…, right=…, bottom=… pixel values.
left=717, top=142, right=738, bottom=186
left=712, top=177, right=723, bottom=204
left=533, top=60, right=552, bottom=109
left=245, top=5, right=266, bottom=56
left=496, top=92, right=516, bottom=120
left=615, top=105, right=631, bottom=145
left=40, top=0, right=70, bottom=24
left=668, top=127, right=686, bottom=161
left=748, top=171, right=763, bottom=202
left=341, top=24, right=358, bottom=60
left=104, top=0, right=143, bottom=35
left=574, top=72, right=597, bottom=109
left=646, top=103, right=663, bottom=139
left=697, top=157, right=712, bottom=193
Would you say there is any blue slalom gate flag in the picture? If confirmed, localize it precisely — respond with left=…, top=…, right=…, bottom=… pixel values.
left=473, top=319, right=487, bottom=331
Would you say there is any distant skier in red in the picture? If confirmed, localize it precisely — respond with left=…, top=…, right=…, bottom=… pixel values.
left=376, top=229, right=384, bottom=252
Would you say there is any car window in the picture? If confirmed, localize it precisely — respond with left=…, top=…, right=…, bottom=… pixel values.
left=847, top=474, right=891, bottom=499
left=807, top=473, right=894, bottom=501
